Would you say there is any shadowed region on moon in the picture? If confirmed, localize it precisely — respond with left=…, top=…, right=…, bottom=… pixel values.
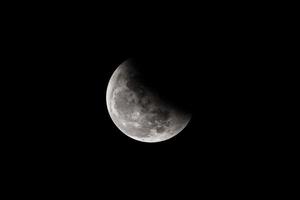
left=106, top=58, right=191, bottom=143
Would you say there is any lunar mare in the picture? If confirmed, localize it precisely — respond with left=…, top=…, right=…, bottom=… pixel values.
left=106, top=59, right=191, bottom=143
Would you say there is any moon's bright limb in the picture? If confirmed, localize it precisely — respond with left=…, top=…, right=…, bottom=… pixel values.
left=106, top=59, right=191, bottom=143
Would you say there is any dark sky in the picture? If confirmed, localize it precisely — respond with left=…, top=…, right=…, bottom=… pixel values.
left=38, top=21, right=263, bottom=173
left=8, top=7, right=276, bottom=194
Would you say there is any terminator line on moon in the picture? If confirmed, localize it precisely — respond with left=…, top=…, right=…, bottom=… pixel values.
left=106, top=59, right=191, bottom=143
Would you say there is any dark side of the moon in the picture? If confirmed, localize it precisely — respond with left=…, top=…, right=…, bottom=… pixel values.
left=125, top=58, right=193, bottom=111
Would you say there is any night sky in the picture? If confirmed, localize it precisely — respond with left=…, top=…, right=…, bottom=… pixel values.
left=8, top=7, right=274, bottom=194
left=39, top=23, right=261, bottom=173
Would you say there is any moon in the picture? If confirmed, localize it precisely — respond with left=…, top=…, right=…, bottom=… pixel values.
left=106, top=58, right=191, bottom=143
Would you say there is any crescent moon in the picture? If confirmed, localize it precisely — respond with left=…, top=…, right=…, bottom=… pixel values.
left=106, top=59, right=191, bottom=143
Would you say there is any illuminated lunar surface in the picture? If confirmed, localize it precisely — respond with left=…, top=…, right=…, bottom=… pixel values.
left=106, top=59, right=191, bottom=143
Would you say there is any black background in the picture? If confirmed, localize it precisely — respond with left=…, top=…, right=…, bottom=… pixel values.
left=5, top=3, right=281, bottom=195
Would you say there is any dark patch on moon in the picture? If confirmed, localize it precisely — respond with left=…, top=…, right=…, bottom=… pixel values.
left=152, top=109, right=170, bottom=121
left=126, top=80, right=146, bottom=98
left=156, top=127, right=165, bottom=133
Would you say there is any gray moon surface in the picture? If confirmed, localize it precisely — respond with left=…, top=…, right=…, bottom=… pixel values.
left=106, top=59, right=191, bottom=143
